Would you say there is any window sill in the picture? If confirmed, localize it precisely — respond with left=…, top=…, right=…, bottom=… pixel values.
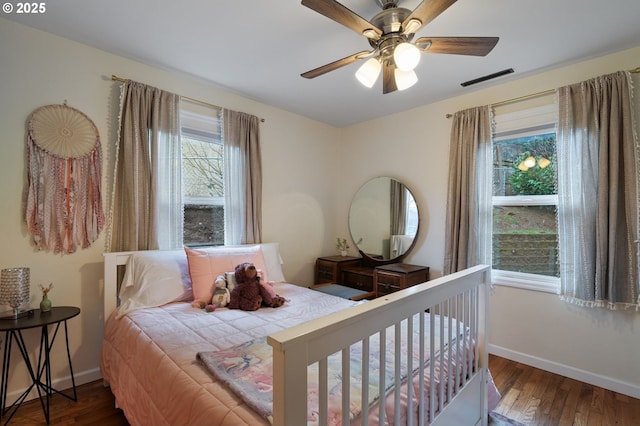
left=492, top=269, right=559, bottom=294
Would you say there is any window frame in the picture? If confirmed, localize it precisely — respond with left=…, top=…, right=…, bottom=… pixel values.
left=492, top=194, right=560, bottom=293
left=180, top=102, right=225, bottom=246
left=490, top=99, right=560, bottom=293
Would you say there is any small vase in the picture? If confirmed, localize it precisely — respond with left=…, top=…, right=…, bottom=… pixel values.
left=40, top=294, right=52, bottom=312
left=340, top=250, right=347, bottom=257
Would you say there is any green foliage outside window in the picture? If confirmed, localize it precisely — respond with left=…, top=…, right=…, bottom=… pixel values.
left=509, top=136, right=557, bottom=195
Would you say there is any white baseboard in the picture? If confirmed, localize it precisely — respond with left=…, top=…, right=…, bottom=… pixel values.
left=5, top=368, right=102, bottom=404
left=489, top=344, right=640, bottom=399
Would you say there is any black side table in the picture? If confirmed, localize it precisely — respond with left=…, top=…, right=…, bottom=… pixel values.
left=0, top=306, right=80, bottom=425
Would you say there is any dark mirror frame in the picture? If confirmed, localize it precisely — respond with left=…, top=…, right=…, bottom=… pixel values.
left=348, top=177, right=419, bottom=267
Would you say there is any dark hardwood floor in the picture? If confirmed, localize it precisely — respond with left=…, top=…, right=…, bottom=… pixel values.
left=489, top=354, right=640, bottom=426
left=3, top=355, right=639, bottom=425
left=2, top=380, right=128, bottom=426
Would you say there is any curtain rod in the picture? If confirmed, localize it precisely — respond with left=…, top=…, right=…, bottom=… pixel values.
left=111, top=75, right=265, bottom=122
left=445, top=66, right=640, bottom=118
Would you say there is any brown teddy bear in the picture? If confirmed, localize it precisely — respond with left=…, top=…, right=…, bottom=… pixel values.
left=228, top=262, right=285, bottom=311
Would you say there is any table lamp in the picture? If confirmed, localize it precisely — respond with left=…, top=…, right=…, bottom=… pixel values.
left=0, top=267, right=31, bottom=319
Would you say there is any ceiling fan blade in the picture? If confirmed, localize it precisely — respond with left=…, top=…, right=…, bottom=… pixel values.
left=382, top=61, right=398, bottom=94
left=416, top=36, right=499, bottom=56
left=301, top=51, right=374, bottom=79
left=402, top=0, right=458, bottom=34
left=301, top=0, right=382, bottom=39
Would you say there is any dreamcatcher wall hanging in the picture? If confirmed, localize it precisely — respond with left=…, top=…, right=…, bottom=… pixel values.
left=25, top=103, right=105, bottom=254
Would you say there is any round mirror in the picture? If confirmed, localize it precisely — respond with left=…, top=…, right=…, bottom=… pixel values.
left=348, top=177, right=419, bottom=264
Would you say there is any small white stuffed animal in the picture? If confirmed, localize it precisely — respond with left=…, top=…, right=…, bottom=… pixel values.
left=215, top=275, right=227, bottom=289
left=212, top=287, right=231, bottom=307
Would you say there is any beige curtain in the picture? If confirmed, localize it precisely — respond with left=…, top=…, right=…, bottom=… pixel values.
left=443, top=106, right=493, bottom=275
left=557, top=71, right=639, bottom=309
left=106, top=81, right=182, bottom=251
left=223, top=110, right=262, bottom=244
left=390, top=179, right=407, bottom=236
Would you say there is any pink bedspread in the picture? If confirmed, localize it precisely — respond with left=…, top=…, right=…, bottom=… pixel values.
left=101, top=282, right=500, bottom=425
left=100, top=283, right=359, bottom=426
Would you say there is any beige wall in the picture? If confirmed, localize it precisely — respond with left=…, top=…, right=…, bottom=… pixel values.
left=340, top=47, right=640, bottom=397
left=0, top=18, right=341, bottom=397
left=1, top=16, right=638, bottom=402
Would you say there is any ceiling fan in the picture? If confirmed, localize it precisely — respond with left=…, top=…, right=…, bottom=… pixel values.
left=301, top=0, right=499, bottom=93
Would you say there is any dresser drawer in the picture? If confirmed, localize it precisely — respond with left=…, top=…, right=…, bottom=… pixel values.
left=315, top=261, right=336, bottom=284
left=375, top=272, right=403, bottom=295
left=314, top=256, right=361, bottom=285
left=342, top=268, right=374, bottom=292
left=374, top=264, right=429, bottom=297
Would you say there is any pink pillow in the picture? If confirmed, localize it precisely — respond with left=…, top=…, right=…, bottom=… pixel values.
left=185, top=246, right=269, bottom=304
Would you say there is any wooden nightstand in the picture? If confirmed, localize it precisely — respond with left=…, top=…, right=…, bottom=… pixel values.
left=314, top=256, right=361, bottom=285
left=374, top=263, right=430, bottom=297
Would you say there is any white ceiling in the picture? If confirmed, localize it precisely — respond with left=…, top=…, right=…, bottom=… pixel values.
left=4, top=0, right=640, bottom=127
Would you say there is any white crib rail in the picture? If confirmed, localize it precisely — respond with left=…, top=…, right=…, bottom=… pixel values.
left=268, top=265, right=490, bottom=426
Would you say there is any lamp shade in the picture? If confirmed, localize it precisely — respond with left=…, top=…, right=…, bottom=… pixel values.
left=355, top=58, right=382, bottom=88
left=394, top=68, right=418, bottom=91
left=393, top=42, right=421, bottom=71
left=0, top=267, right=30, bottom=316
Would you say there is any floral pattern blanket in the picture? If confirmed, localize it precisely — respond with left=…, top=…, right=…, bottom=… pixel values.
left=197, top=314, right=469, bottom=425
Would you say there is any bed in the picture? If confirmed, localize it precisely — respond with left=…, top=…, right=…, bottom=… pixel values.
left=101, top=244, right=498, bottom=425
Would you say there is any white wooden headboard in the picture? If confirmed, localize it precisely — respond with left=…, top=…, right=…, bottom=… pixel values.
left=103, top=251, right=136, bottom=324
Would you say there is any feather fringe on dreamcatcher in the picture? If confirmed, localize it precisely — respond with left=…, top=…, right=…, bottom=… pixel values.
left=25, top=103, right=105, bottom=254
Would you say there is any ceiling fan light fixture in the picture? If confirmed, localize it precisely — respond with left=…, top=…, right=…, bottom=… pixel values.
left=394, top=68, right=418, bottom=91
left=393, top=42, right=420, bottom=71
left=300, top=0, right=499, bottom=95
left=355, top=57, right=382, bottom=88
left=362, top=29, right=379, bottom=40
left=403, top=18, right=422, bottom=35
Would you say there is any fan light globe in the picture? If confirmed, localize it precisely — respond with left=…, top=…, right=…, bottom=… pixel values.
left=395, top=68, right=418, bottom=91
left=394, top=43, right=421, bottom=71
left=355, top=58, right=382, bottom=88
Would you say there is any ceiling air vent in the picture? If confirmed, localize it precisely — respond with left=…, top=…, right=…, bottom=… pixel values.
left=461, top=68, right=514, bottom=87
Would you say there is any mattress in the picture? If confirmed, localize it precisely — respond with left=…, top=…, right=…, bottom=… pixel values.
left=100, top=283, right=359, bottom=426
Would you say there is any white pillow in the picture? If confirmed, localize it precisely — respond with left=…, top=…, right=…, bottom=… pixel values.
left=116, top=250, right=192, bottom=318
left=257, top=242, right=286, bottom=282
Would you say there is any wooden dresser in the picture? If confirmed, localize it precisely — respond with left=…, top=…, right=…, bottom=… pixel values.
left=374, top=263, right=430, bottom=297
left=315, top=256, right=429, bottom=298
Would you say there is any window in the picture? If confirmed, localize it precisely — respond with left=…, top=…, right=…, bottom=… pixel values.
left=491, top=98, right=560, bottom=292
left=405, top=193, right=419, bottom=237
left=180, top=101, right=224, bottom=246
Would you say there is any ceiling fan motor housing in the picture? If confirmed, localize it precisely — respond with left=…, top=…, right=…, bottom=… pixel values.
left=370, top=7, right=411, bottom=35
left=376, top=0, right=399, bottom=10
left=369, top=7, right=413, bottom=60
